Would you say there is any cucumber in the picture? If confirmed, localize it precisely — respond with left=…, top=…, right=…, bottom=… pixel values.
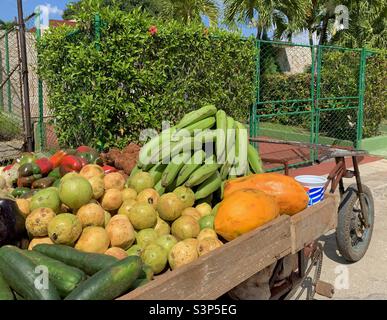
left=0, top=271, right=14, bottom=300
left=13, top=291, right=24, bottom=300
left=33, top=244, right=118, bottom=275
left=22, top=250, right=87, bottom=298
left=129, top=264, right=153, bottom=290
left=0, top=246, right=60, bottom=300
left=65, top=256, right=142, bottom=300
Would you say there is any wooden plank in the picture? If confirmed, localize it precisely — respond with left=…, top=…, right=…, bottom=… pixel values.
left=118, top=215, right=291, bottom=300
left=290, top=195, right=337, bottom=253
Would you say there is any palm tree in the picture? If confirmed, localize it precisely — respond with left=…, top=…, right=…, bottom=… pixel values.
left=331, top=0, right=387, bottom=49
left=159, top=0, right=219, bottom=26
left=223, top=0, right=310, bottom=39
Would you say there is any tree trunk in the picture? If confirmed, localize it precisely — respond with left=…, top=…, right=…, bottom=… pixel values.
left=319, top=13, right=330, bottom=45
left=309, top=29, right=314, bottom=46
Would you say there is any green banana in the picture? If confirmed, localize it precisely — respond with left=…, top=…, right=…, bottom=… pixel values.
left=184, top=117, right=216, bottom=134
left=220, top=161, right=231, bottom=180
left=154, top=180, right=166, bottom=196
left=142, top=162, right=155, bottom=172
left=161, top=152, right=192, bottom=187
left=185, top=155, right=221, bottom=187
left=194, top=171, right=222, bottom=200
left=193, top=129, right=217, bottom=145
left=215, top=110, right=227, bottom=164
left=247, top=143, right=264, bottom=174
left=233, top=121, right=248, bottom=176
left=175, top=150, right=206, bottom=186
left=138, top=128, right=176, bottom=167
left=176, top=105, right=217, bottom=129
left=226, top=116, right=236, bottom=167
left=148, top=162, right=167, bottom=185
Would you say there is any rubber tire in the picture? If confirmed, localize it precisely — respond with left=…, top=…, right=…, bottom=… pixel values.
left=336, top=184, right=374, bottom=262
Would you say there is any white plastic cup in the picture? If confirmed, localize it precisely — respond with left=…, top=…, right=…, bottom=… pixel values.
left=295, top=175, right=328, bottom=206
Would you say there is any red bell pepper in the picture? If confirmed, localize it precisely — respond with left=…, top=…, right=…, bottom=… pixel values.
left=59, top=155, right=83, bottom=176
left=77, top=145, right=94, bottom=153
left=2, top=164, right=13, bottom=172
left=78, top=157, right=88, bottom=168
left=50, top=150, right=67, bottom=168
left=35, top=157, right=53, bottom=176
left=102, top=165, right=118, bottom=174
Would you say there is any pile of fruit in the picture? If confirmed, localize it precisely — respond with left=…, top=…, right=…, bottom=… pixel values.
left=0, top=105, right=311, bottom=300
left=0, top=143, right=141, bottom=197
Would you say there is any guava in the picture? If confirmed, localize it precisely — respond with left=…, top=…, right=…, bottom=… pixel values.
left=127, top=172, right=154, bottom=193
left=171, top=216, right=200, bottom=240
left=122, top=188, right=137, bottom=201
left=173, top=186, right=195, bottom=209
left=136, top=188, right=160, bottom=209
left=195, top=203, right=212, bottom=217
left=198, top=214, right=215, bottom=230
left=76, top=203, right=105, bottom=227
left=117, top=199, right=137, bottom=218
left=75, top=226, right=110, bottom=253
left=135, top=228, right=158, bottom=248
left=126, top=244, right=143, bottom=256
left=154, top=216, right=170, bottom=237
left=168, top=238, right=199, bottom=270
left=48, top=213, right=82, bottom=246
left=141, top=243, right=168, bottom=274
left=157, top=193, right=184, bottom=222
left=30, top=187, right=61, bottom=213
left=128, top=202, right=157, bottom=230
left=59, top=176, right=93, bottom=210
left=155, top=234, right=178, bottom=254
left=181, top=207, right=201, bottom=221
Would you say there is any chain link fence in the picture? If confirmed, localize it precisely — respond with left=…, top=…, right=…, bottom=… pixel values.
left=0, top=24, right=25, bottom=162
left=249, top=40, right=386, bottom=171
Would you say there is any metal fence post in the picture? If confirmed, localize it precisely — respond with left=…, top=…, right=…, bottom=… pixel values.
left=0, top=50, right=3, bottom=110
left=250, top=39, right=260, bottom=149
left=310, top=45, right=316, bottom=161
left=5, top=31, right=12, bottom=112
left=356, top=48, right=367, bottom=149
left=17, top=0, right=34, bottom=152
left=35, top=8, right=45, bottom=151
left=315, top=46, right=323, bottom=147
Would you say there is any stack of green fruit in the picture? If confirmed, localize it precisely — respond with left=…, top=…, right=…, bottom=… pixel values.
left=135, top=105, right=263, bottom=200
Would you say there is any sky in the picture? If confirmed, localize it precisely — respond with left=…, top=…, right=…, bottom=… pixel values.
left=1, top=0, right=68, bottom=21
left=0, top=0, right=308, bottom=43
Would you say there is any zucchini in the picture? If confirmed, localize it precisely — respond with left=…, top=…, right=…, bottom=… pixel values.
left=65, top=255, right=142, bottom=300
left=22, top=250, right=87, bottom=298
left=33, top=244, right=118, bottom=275
left=129, top=264, right=153, bottom=290
left=0, top=246, right=60, bottom=300
left=0, top=271, right=14, bottom=300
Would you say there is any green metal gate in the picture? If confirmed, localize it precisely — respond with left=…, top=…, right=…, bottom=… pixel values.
left=249, top=40, right=368, bottom=171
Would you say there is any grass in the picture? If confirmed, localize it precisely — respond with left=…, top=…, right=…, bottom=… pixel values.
left=0, top=111, right=22, bottom=141
left=257, top=121, right=353, bottom=147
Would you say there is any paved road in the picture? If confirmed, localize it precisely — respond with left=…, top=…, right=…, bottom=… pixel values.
left=316, top=159, right=387, bottom=300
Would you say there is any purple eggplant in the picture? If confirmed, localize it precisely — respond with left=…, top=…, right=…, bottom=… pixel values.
left=0, top=195, right=27, bottom=247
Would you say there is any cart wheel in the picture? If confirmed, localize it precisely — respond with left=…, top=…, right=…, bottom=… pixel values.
left=336, top=184, right=374, bottom=262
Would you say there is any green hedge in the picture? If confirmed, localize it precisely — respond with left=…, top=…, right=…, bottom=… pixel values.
left=37, top=9, right=255, bottom=149
left=258, top=49, right=387, bottom=141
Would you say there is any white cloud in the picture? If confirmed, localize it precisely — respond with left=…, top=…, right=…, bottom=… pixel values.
left=35, top=3, right=64, bottom=27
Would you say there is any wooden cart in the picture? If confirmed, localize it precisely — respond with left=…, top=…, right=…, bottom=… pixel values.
left=118, top=141, right=375, bottom=300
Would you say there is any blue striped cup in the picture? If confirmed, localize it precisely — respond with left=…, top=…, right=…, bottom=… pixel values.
left=295, top=175, right=328, bottom=206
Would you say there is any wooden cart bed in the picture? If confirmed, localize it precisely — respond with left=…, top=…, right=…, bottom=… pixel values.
left=118, top=195, right=337, bottom=300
